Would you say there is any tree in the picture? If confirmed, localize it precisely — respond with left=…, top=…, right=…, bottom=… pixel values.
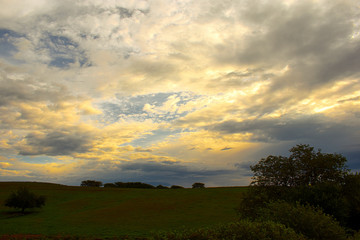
left=114, top=182, right=155, bottom=188
left=104, top=183, right=116, bottom=188
left=343, top=173, right=360, bottom=230
left=80, top=180, right=103, bottom=187
left=170, top=185, right=184, bottom=189
left=4, top=187, right=46, bottom=213
left=240, top=144, right=358, bottom=230
left=251, top=144, right=349, bottom=187
left=192, top=182, right=205, bottom=188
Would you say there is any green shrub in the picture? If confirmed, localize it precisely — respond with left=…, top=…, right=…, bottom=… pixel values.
left=259, top=201, right=347, bottom=240
left=152, top=220, right=305, bottom=240
left=114, top=182, right=155, bottom=189
left=343, top=173, right=360, bottom=230
left=170, top=185, right=184, bottom=189
left=104, top=183, right=117, bottom=188
left=236, top=186, right=283, bottom=219
left=80, top=180, right=103, bottom=187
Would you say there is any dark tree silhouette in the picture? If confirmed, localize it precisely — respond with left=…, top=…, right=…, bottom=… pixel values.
left=80, top=180, right=103, bottom=187
left=4, top=187, right=46, bottom=213
left=104, top=183, right=116, bottom=188
left=239, top=144, right=360, bottom=230
left=114, top=182, right=155, bottom=188
left=251, top=144, right=349, bottom=187
left=192, top=182, right=205, bottom=188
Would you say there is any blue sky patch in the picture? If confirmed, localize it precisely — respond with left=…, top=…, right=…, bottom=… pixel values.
left=41, top=34, right=90, bottom=68
left=0, top=28, right=23, bottom=58
left=100, top=92, right=202, bottom=123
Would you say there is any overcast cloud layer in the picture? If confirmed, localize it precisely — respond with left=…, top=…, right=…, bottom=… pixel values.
left=0, top=0, right=359, bottom=187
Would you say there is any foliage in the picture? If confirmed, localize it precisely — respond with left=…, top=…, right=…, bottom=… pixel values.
left=156, top=185, right=169, bottom=189
left=292, top=183, right=348, bottom=224
left=259, top=201, right=347, bottom=240
left=236, top=186, right=278, bottom=220
left=241, top=144, right=359, bottom=234
left=343, top=172, right=360, bottom=230
left=80, top=180, right=103, bottom=187
left=152, top=220, right=305, bottom=240
left=251, top=144, right=349, bottom=187
left=103, top=183, right=116, bottom=188
left=4, top=187, right=46, bottom=213
left=114, top=182, right=155, bottom=189
left=170, top=185, right=184, bottom=189
left=192, top=183, right=205, bottom=188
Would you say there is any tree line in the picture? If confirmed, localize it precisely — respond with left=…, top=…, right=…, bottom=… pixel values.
left=80, top=180, right=205, bottom=189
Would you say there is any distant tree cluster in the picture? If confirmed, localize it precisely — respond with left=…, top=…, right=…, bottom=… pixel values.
left=103, top=182, right=193, bottom=189
left=83, top=180, right=205, bottom=189
left=107, top=182, right=156, bottom=189
left=192, top=182, right=205, bottom=188
left=4, top=187, right=46, bottom=213
left=102, top=181, right=202, bottom=189
left=81, top=180, right=103, bottom=187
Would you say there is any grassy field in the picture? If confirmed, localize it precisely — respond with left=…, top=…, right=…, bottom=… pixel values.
left=0, top=182, right=246, bottom=239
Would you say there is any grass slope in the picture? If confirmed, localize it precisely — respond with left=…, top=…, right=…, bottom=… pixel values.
left=0, top=182, right=246, bottom=238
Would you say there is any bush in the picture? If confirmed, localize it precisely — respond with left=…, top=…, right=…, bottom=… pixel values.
left=259, top=201, right=347, bottom=240
left=4, top=187, right=46, bottom=213
left=343, top=173, right=360, bottom=230
left=114, top=182, right=155, bottom=189
left=192, top=183, right=205, bottom=188
left=156, top=185, right=169, bottom=189
left=80, top=180, right=103, bottom=187
left=237, top=186, right=285, bottom=220
left=291, top=183, right=348, bottom=225
left=152, top=220, right=305, bottom=240
left=103, top=183, right=117, bottom=188
left=170, top=185, right=184, bottom=189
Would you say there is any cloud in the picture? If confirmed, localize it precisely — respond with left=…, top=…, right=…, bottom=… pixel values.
left=0, top=0, right=359, bottom=187
left=18, top=129, right=93, bottom=156
left=0, top=73, right=70, bottom=106
left=105, top=160, right=240, bottom=187
left=210, top=114, right=359, bottom=143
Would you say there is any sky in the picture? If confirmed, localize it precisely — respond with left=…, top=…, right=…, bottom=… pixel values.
left=0, top=0, right=359, bottom=187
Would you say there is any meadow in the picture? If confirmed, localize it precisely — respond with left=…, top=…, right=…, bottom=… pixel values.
left=0, top=182, right=246, bottom=239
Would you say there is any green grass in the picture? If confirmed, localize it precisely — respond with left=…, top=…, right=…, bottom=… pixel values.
left=0, top=182, right=247, bottom=239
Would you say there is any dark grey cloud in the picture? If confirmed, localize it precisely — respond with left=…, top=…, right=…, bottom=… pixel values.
left=210, top=115, right=359, bottom=144
left=18, top=130, right=93, bottom=156
left=343, top=150, right=360, bottom=171
left=117, top=161, right=237, bottom=186
left=221, top=147, right=232, bottom=151
left=70, top=159, right=240, bottom=187
left=0, top=77, right=69, bottom=107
